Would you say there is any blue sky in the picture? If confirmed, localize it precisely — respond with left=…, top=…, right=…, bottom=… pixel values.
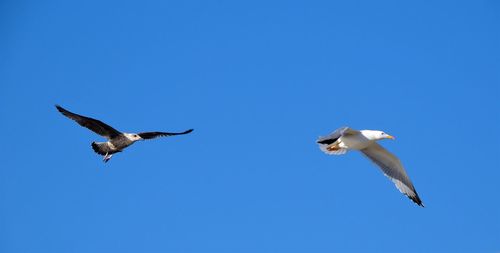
left=1, top=0, right=499, bottom=252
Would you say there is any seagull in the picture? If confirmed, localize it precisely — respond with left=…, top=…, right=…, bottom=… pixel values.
left=317, top=127, right=424, bottom=207
left=56, top=105, right=193, bottom=162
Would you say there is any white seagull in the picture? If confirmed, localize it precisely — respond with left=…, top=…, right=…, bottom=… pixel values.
left=317, top=127, right=424, bottom=207
left=56, top=105, right=193, bottom=162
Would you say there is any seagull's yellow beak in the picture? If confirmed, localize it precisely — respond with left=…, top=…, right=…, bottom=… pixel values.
left=386, top=135, right=395, bottom=140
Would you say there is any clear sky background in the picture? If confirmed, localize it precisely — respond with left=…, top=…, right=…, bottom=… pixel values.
left=1, top=0, right=499, bottom=252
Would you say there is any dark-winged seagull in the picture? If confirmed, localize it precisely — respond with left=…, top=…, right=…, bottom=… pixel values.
left=317, top=127, right=424, bottom=207
left=56, top=105, right=193, bottom=162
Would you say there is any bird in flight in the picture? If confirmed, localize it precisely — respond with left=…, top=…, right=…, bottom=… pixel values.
left=56, top=105, right=193, bottom=162
left=317, top=127, right=424, bottom=207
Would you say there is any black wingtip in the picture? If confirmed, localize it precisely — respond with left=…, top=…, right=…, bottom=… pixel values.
left=317, top=138, right=335, bottom=145
left=409, top=194, right=425, bottom=207
left=55, top=105, right=69, bottom=115
left=184, top=129, right=194, bottom=134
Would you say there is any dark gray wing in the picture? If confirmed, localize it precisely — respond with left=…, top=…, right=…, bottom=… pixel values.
left=56, top=105, right=122, bottom=139
left=316, top=127, right=358, bottom=145
left=138, top=129, right=193, bottom=140
left=361, top=143, right=424, bottom=207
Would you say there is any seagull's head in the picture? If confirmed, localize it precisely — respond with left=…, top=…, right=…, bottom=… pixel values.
left=364, top=130, right=395, bottom=141
left=377, top=131, right=395, bottom=140
left=125, top=133, right=143, bottom=142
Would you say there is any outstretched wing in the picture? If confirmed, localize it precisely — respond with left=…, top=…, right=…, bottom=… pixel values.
left=138, top=129, right=193, bottom=140
left=56, top=105, right=122, bottom=139
left=361, top=143, right=424, bottom=207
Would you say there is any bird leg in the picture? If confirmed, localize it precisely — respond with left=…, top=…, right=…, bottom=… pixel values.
left=103, top=153, right=113, bottom=163
left=327, top=143, right=341, bottom=152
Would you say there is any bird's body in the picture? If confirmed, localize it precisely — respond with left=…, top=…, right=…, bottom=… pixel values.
left=317, top=127, right=424, bottom=207
left=91, top=134, right=135, bottom=156
left=337, top=131, right=372, bottom=150
left=56, top=105, right=193, bottom=162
